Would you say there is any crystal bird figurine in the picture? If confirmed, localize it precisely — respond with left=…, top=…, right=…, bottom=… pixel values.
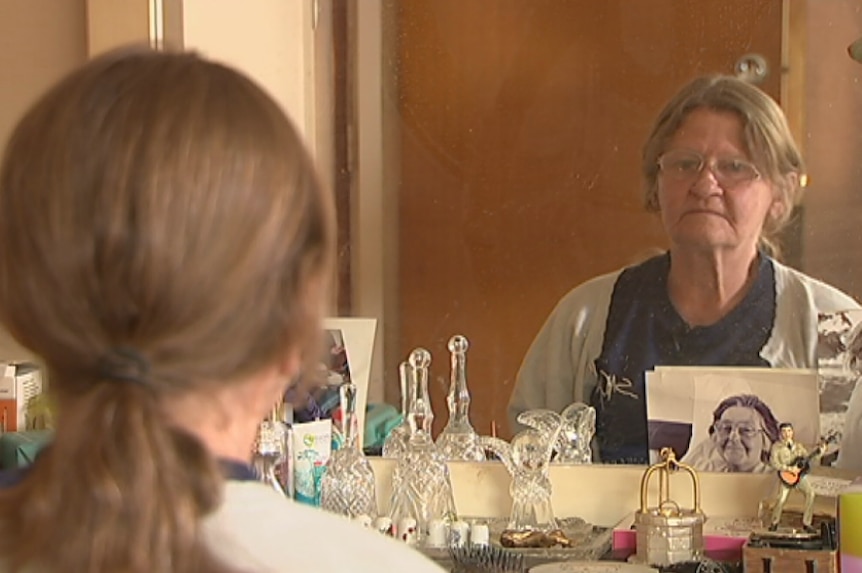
left=320, top=381, right=378, bottom=519
left=437, top=334, right=485, bottom=461
left=388, top=348, right=458, bottom=541
left=517, top=403, right=595, bottom=464
left=554, top=402, right=596, bottom=464
left=480, top=410, right=563, bottom=532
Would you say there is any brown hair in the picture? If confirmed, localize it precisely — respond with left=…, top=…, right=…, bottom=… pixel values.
left=0, top=48, right=334, bottom=572
left=641, top=75, right=805, bottom=257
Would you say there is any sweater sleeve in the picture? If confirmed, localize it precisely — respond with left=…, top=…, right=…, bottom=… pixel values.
left=507, top=272, right=617, bottom=434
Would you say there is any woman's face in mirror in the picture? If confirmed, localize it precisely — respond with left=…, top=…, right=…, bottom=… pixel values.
left=657, top=108, right=782, bottom=254
left=712, top=404, right=767, bottom=471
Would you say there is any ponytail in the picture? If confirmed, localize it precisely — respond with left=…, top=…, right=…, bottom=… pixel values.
left=0, top=379, right=238, bottom=573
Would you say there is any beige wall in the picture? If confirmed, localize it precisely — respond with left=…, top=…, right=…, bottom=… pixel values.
left=85, top=0, right=151, bottom=56
left=0, top=0, right=88, bottom=155
left=0, top=0, right=326, bottom=366
left=0, top=0, right=88, bottom=362
left=182, top=0, right=317, bottom=146
left=354, top=1, right=390, bottom=406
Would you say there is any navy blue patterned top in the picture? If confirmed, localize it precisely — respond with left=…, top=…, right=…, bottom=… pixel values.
left=590, top=252, right=775, bottom=464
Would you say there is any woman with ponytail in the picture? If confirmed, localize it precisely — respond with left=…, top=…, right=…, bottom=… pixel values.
left=0, top=48, right=443, bottom=573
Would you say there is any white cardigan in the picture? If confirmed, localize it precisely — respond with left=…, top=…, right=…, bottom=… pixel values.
left=508, top=260, right=860, bottom=437
left=204, top=481, right=446, bottom=573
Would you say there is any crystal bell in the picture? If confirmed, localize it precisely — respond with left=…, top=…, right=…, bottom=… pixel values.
left=252, top=405, right=290, bottom=496
left=381, top=361, right=413, bottom=459
left=319, top=381, right=378, bottom=519
left=436, top=334, right=486, bottom=462
left=388, top=347, right=458, bottom=542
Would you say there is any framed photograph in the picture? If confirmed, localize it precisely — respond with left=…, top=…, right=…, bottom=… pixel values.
left=645, top=366, right=820, bottom=473
left=818, top=309, right=862, bottom=470
left=288, top=318, right=377, bottom=448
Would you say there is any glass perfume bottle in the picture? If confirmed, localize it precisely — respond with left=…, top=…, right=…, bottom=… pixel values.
left=320, top=381, right=378, bottom=519
left=381, top=361, right=413, bottom=459
left=436, top=334, right=485, bottom=461
left=388, top=348, right=457, bottom=541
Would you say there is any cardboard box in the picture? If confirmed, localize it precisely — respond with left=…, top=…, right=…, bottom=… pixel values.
left=0, top=363, right=43, bottom=432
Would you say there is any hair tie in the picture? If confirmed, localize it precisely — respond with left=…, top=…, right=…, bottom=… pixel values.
left=97, top=347, right=150, bottom=385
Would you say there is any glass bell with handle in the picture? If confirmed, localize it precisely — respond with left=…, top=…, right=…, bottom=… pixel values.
left=388, top=347, right=458, bottom=542
left=320, top=380, right=378, bottom=519
left=436, top=334, right=486, bottom=462
left=252, top=405, right=290, bottom=496
left=381, top=361, right=413, bottom=459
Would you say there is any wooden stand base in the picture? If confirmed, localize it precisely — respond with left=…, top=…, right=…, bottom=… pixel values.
left=743, top=541, right=838, bottom=573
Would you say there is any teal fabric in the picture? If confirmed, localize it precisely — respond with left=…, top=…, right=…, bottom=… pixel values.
left=0, top=430, right=52, bottom=469
left=0, top=408, right=401, bottom=470
left=364, top=403, right=402, bottom=449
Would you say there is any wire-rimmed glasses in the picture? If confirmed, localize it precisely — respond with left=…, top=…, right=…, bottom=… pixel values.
left=657, top=149, right=761, bottom=188
left=713, top=421, right=762, bottom=439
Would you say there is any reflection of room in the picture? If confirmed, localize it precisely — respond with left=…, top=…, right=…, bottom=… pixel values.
left=355, top=1, right=862, bottom=442
left=4, top=1, right=862, bottom=440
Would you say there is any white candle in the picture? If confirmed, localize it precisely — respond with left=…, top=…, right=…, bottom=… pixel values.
left=470, top=522, right=490, bottom=546
left=449, top=520, right=470, bottom=547
left=426, top=519, right=448, bottom=548
left=397, top=517, right=418, bottom=545
left=353, top=514, right=373, bottom=528
left=374, top=516, right=393, bottom=536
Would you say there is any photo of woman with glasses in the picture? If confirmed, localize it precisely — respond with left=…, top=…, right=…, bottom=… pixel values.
left=681, top=394, right=781, bottom=473
left=508, top=74, right=859, bottom=464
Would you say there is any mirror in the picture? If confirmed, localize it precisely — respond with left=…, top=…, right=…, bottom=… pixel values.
left=351, top=1, right=862, bottom=446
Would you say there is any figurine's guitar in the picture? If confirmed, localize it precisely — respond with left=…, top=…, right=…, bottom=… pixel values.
left=777, top=432, right=838, bottom=488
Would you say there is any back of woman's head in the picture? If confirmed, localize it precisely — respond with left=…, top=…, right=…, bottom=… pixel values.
left=641, top=74, right=805, bottom=258
left=0, top=48, right=334, bottom=572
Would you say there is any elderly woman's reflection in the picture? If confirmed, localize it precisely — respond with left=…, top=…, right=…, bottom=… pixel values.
left=681, top=394, right=780, bottom=473
left=508, top=75, right=860, bottom=464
